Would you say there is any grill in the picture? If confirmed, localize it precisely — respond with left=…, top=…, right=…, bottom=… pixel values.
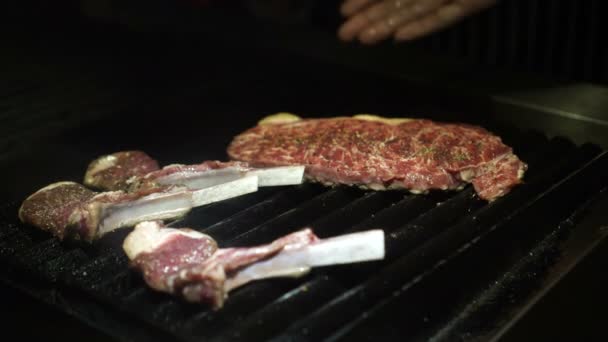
left=2, top=125, right=608, bottom=341
left=2, top=10, right=608, bottom=341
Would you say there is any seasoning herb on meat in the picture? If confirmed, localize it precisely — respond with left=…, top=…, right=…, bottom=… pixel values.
left=228, top=113, right=527, bottom=201
left=18, top=174, right=259, bottom=242
left=84, top=151, right=160, bottom=191
left=18, top=181, right=193, bottom=241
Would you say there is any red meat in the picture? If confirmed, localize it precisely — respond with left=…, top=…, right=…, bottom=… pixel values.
left=227, top=114, right=527, bottom=201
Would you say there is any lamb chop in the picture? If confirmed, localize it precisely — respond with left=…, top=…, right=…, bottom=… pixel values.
left=19, top=175, right=258, bottom=241
left=84, top=151, right=305, bottom=192
left=228, top=113, right=528, bottom=201
left=123, top=221, right=385, bottom=309
left=83, top=151, right=159, bottom=192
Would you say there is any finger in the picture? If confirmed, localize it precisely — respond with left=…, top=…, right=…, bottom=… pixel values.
left=340, top=0, right=376, bottom=17
left=338, top=1, right=391, bottom=41
left=390, top=0, right=416, bottom=9
left=359, top=0, right=449, bottom=44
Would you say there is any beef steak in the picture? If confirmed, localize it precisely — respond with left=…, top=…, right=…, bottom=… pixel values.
left=227, top=113, right=527, bottom=201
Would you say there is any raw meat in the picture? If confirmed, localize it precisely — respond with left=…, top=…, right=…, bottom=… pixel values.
left=132, top=160, right=304, bottom=191
left=84, top=152, right=305, bottom=192
left=18, top=182, right=96, bottom=240
left=18, top=175, right=258, bottom=241
left=19, top=181, right=193, bottom=241
left=227, top=113, right=527, bottom=201
left=84, top=151, right=159, bottom=191
left=123, top=221, right=385, bottom=309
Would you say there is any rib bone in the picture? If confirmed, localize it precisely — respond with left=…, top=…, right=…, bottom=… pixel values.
left=143, top=164, right=304, bottom=190
left=19, top=175, right=260, bottom=241
left=225, top=229, right=385, bottom=291
left=84, top=151, right=305, bottom=192
left=124, top=221, right=385, bottom=308
left=190, top=175, right=258, bottom=207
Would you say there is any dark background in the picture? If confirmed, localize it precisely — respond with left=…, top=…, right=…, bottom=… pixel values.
left=4, top=0, right=606, bottom=85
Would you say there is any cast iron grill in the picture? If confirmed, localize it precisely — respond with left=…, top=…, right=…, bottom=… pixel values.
left=1, top=126, right=607, bottom=341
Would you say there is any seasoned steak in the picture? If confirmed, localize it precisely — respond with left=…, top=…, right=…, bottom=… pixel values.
left=227, top=113, right=527, bottom=201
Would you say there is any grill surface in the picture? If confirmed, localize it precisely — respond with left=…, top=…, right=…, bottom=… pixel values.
left=2, top=16, right=608, bottom=341
left=1, top=129, right=607, bottom=341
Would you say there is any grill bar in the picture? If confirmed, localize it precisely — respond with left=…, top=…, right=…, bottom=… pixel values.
left=223, top=187, right=363, bottom=247
left=306, top=191, right=405, bottom=238
left=209, top=276, right=344, bottom=342
left=200, top=185, right=325, bottom=241
left=429, top=193, right=604, bottom=342
left=182, top=279, right=303, bottom=337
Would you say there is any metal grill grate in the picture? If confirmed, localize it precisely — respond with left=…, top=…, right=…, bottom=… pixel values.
left=1, top=128, right=607, bottom=341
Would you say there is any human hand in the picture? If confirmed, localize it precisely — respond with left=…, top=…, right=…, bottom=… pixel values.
left=338, top=0, right=497, bottom=44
